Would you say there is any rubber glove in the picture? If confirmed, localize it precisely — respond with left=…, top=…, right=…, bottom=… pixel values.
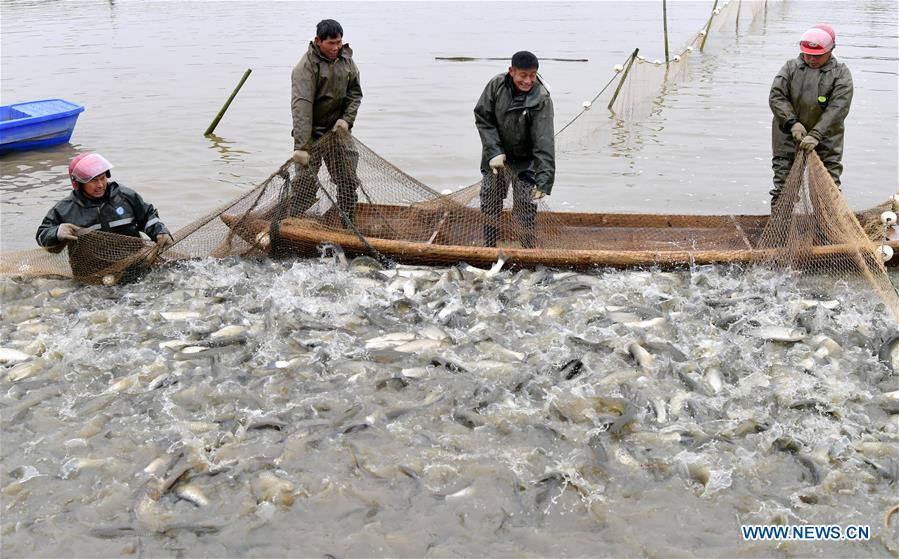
left=56, top=223, right=80, bottom=242
left=155, top=233, right=174, bottom=250
left=332, top=119, right=349, bottom=133
left=531, top=188, right=546, bottom=201
left=489, top=154, right=506, bottom=175
left=292, top=150, right=310, bottom=166
left=799, top=135, right=819, bottom=152
left=790, top=122, right=807, bottom=142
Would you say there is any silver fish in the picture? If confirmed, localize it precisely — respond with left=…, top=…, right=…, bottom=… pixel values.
left=0, top=347, right=30, bottom=365
left=746, top=326, right=805, bottom=343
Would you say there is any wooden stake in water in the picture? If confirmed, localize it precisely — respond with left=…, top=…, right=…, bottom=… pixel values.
left=204, top=69, right=252, bottom=136
left=663, top=0, right=670, bottom=67
left=700, top=0, right=720, bottom=52
left=608, top=48, right=639, bottom=111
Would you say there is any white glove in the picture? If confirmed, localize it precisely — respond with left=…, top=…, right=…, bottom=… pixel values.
left=292, top=150, right=310, bottom=166
left=332, top=119, right=349, bottom=133
left=489, top=154, right=506, bottom=175
left=155, top=233, right=174, bottom=250
left=790, top=122, right=807, bottom=142
left=56, top=223, right=80, bottom=242
left=799, top=135, right=819, bottom=152
left=531, top=188, right=546, bottom=200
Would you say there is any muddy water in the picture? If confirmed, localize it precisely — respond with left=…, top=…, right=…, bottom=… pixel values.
left=1, top=1, right=897, bottom=251
left=2, top=258, right=899, bottom=556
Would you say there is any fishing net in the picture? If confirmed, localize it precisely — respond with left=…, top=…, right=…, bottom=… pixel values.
left=557, top=0, right=766, bottom=152
left=2, top=131, right=895, bottom=286
left=754, top=150, right=899, bottom=320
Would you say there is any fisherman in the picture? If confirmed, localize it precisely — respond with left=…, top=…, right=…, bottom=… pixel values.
left=769, top=24, right=853, bottom=204
left=36, top=152, right=172, bottom=250
left=474, top=50, right=555, bottom=248
left=289, top=18, right=363, bottom=225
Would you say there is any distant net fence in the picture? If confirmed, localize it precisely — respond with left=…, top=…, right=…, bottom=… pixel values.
left=557, top=0, right=767, bottom=152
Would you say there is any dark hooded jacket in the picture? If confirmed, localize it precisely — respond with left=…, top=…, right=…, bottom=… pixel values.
left=291, top=42, right=363, bottom=150
left=769, top=55, right=853, bottom=163
left=36, top=181, right=169, bottom=248
left=474, top=73, right=555, bottom=194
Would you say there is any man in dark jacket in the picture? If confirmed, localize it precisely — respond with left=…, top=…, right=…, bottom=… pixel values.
left=36, top=152, right=172, bottom=250
left=769, top=24, right=852, bottom=203
left=289, top=19, right=363, bottom=224
left=474, top=51, right=555, bottom=248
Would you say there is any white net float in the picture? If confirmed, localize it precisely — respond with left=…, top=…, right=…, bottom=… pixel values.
left=613, top=64, right=624, bottom=73
left=582, top=101, right=592, bottom=110
left=879, top=244, right=894, bottom=262
left=881, top=211, right=897, bottom=226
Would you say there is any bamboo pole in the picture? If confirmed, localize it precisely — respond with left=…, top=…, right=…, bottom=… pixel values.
left=608, top=48, right=639, bottom=110
left=663, top=0, right=670, bottom=67
left=699, top=0, right=720, bottom=52
left=204, top=69, right=252, bottom=136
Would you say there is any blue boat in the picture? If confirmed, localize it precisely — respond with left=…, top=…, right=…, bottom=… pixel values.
left=0, top=99, right=85, bottom=153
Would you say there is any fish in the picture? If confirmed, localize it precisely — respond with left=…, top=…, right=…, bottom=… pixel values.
left=318, top=242, right=348, bottom=267
left=878, top=333, right=899, bottom=371
left=174, top=482, right=210, bottom=507
left=6, top=360, right=43, bottom=382
left=703, top=368, right=723, bottom=394
left=799, top=299, right=840, bottom=310
left=745, top=326, right=805, bottom=343
left=460, top=253, right=506, bottom=281
left=628, top=342, right=655, bottom=371
left=567, top=335, right=615, bottom=353
left=420, top=325, right=451, bottom=342
left=349, top=255, right=384, bottom=273
left=160, top=311, right=201, bottom=321
left=559, top=358, right=584, bottom=381
left=795, top=455, right=822, bottom=485
left=475, top=341, right=524, bottom=362
left=365, top=332, right=416, bottom=350
left=862, top=457, right=898, bottom=484
left=392, top=338, right=443, bottom=353
left=251, top=471, right=295, bottom=506
left=641, top=341, right=688, bottom=362
left=0, top=347, right=30, bottom=365
left=678, top=461, right=711, bottom=487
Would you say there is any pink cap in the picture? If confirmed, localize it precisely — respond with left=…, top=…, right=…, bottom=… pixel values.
left=69, top=153, right=113, bottom=189
left=812, top=24, right=835, bottom=45
left=799, top=28, right=834, bottom=55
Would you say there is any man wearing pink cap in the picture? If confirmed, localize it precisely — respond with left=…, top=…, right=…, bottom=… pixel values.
left=36, top=153, right=173, bottom=250
left=768, top=25, right=853, bottom=203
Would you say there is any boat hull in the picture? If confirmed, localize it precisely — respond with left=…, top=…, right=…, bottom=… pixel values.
left=221, top=203, right=899, bottom=269
left=0, top=99, right=85, bottom=153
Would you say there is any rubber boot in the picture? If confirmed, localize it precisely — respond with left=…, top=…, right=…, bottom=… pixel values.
left=520, top=229, right=536, bottom=249
left=483, top=224, right=498, bottom=248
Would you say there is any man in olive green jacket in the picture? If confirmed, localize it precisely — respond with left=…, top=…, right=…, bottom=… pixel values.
left=769, top=25, right=852, bottom=203
left=474, top=51, right=555, bottom=248
left=289, top=19, right=363, bottom=223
